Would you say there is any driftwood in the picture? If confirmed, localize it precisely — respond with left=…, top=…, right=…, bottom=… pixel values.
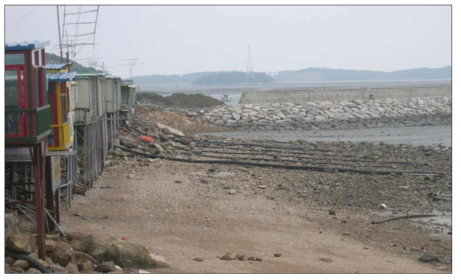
left=371, top=214, right=447, bottom=224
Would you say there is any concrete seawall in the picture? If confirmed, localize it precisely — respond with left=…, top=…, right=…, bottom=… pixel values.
left=239, top=85, right=451, bottom=104
left=197, top=96, right=452, bottom=131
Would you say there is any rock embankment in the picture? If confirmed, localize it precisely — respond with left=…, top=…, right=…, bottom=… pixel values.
left=197, top=97, right=451, bottom=131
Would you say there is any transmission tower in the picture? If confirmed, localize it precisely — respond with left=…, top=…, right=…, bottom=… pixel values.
left=246, top=44, right=254, bottom=83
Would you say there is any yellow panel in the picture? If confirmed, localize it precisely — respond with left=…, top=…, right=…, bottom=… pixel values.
left=48, top=121, right=72, bottom=151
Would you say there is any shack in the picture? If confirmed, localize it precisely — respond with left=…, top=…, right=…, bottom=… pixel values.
left=5, top=41, right=51, bottom=259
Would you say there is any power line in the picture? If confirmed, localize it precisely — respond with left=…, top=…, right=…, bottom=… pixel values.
left=6, top=6, right=40, bottom=31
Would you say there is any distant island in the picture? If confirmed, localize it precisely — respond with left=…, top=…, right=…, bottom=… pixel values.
left=132, top=66, right=451, bottom=86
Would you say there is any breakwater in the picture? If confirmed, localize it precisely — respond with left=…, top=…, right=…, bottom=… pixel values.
left=199, top=97, right=451, bottom=131
left=239, top=85, right=451, bottom=104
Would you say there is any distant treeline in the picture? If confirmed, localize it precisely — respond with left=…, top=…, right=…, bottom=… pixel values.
left=192, top=71, right=274, bottom=85
left=131, top=66, right=451, bottom=86
left=132, top=72, right=211, bottom=85
left=274, top=66, right=452, bottom=83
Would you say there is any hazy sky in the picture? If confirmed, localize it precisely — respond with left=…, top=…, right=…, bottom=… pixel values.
left=5, top=5, right=451, bottom=78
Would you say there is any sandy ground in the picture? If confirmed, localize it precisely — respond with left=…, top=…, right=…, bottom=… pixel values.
left=60, top=158, right=450, bottom=273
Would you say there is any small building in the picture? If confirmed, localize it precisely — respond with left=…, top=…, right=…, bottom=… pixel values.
left=5, top=41, right=51, bottom=142
left=73, top=73, right=108, bottom=189
left=120, top=79, right=137, bottom=124
left=103, top=75, right=122, bottom=149
left=45, top=63, right=77, bottom=151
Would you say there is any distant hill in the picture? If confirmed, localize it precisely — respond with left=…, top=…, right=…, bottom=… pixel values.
left=45, top=53, right=100, bottom=74
left=274, top=66, right=452, bottom=83
left=192, top=71, right=274, bottom=85
left=133, top=71, right=274, bottom=86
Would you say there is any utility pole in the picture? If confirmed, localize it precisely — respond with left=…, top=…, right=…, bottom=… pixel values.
left=57, top=6, right=63, bottom=62
left=246, top=44, right=254, bottom=83
left=120, top=58, right=142, bottom=79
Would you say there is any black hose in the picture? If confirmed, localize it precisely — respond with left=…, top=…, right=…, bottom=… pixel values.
left=196, top=149, right=378, bottom=163
left=371, top=214, right=445, bottom=224
left=114, top=145, right=445, bottom=176
left=186, top=151, right=390, bottom=168
left=6, top=250, right=50, bottom=273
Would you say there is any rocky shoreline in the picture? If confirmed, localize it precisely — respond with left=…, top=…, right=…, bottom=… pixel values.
left=191, top=97, right=451, bottom=131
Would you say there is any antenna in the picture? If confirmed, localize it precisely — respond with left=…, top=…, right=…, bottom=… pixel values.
left=56, top=6, right=63, bottom=62
left=246, top=44, right=254, bottom=83
left=120, top=58, right=143, bottom=79
left=61, top=6, right=100, bottom=59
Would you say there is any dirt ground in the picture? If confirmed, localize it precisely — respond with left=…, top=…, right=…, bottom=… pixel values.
left=133, top=105, right=229, bottom=133
left=60, top=156, right=451, bottom=273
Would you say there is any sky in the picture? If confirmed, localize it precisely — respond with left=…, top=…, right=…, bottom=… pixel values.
left=5, top=5, right=452, bottom=78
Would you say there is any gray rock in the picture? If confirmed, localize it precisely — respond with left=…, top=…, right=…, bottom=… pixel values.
left=222, top=114, right=233, bottom=121
left=220, top=252, right=235, bottom=260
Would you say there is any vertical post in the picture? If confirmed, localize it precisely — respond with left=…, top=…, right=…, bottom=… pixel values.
left=31, top=143, right=46, bottom=259
left=55, top=189, right=60, bottom=224
left=45, top=156, right=55, bottom=232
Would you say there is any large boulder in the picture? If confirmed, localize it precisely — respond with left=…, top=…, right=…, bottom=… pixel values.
left=95, top=241, right=169, bottom=269
left=77, top=260, right=95, bottom=272
left=66, top=263, right=79, bottom=273
left=6, top=233, right=36, bottom=254
left=45, top=239, right=56, bottom=252
left=26, top=268, right=42, bottom=273
left=71, top=239, right=86, bottom=252
left=5, top=213, right=20, bottom=238
left=49, top=241, right=72, bottom=267
left=156, top=123, right=185, bottom=137
left=72, top=251, right=97, bottom=265
left=51, top=263, right=69, bottom=273
left=95, top=261, right=116, bottom=273
left=12, top=259, right=30, bottom=270
left=84, top=235, right=117, bottom=256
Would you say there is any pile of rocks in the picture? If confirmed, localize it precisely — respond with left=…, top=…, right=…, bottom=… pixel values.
left=195, top=97, right=451, bottom=130
left=5, top=213, right=169, bottom=274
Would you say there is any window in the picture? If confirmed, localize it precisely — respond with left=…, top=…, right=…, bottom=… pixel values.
left=5, top=53, right=25, bottom=65
left=5, top=70, right=19, bottom=108
left=5, top=70, right=24, bottom=135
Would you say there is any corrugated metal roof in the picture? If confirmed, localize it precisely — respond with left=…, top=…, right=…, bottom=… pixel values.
left=45, top=63, right=69, bottom=70
left=48, top=72, right=77, bottom=82
left=5, top=41, right=50, bottom=51
left=76, top=73, right=100, bottom=77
